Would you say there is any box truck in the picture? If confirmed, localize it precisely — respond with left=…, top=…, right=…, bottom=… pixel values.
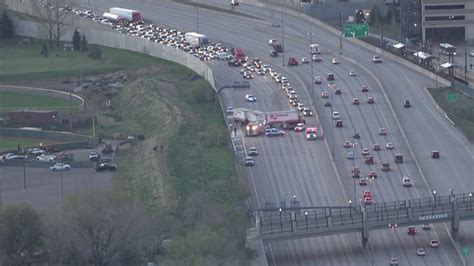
left=109, top=7, right=142, bottom=22
left=102, top=12, right=122, bottom=21
left=310, top=44, right=320, bottom=54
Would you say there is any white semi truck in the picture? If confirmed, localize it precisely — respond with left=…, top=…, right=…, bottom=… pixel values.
left=109, top=7, right=142, bottom=22
left=310, top=44, right=320, bottom=54
left=185, top=32, right=209, bottom=47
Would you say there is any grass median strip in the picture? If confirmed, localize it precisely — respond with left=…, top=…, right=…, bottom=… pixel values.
left=428, top=87, right=474, bottom=142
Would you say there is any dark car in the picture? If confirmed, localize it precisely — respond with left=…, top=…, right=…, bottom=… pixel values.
left=95, top=163, right=117, bottom=172
left=228, top=60, right=241, bottom=67
left=270, top=50, right=279, bottom=57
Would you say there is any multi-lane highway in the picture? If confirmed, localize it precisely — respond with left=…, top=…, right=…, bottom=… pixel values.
left=75, top=0, right=474, bottom=264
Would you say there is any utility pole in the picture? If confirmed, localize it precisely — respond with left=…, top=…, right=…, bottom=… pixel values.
left=281, top=5, right=285, bottom=66
left=465, top=45, right=468, bottom=88
left=196, top=0, right=199, bottom=32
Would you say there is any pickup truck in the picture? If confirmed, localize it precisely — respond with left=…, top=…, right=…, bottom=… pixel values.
left=49, top=163, right=71, bottom=171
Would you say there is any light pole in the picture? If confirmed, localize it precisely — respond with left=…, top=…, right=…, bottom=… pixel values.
left=281, top=4, right=285, bottom=66
left=196, top=0, right=199, bottom=32
left=348, top=200, right=352, bottom=216
left=330, top=85, right=334, bottom=161
left=305, top=211, right=308, bottom=229
left=352, top=143, right=357, bottom=204
left=469, top=193, right=472, bottom=210
left=433, top=190, right=437, bottom=207
left=308, top=32, right=314, bottom=97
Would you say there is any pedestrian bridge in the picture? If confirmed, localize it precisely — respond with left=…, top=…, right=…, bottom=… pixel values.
left=255, top=192, right=474, bottom=246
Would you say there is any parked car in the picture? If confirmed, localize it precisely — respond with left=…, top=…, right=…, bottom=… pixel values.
left=49, top=163, right=71, bottom=171
left=36, top=154, right=56, bottom=162
left=95, top=163, right=117, bottom=172
left=89, top=151, right=101, bottom=161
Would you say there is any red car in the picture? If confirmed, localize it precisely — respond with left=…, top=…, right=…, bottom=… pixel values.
left=407, top=226, right=416, bottom=235
left=368, top=170, right=377, bottom=178
left=288, top=57, right=299, bottom=66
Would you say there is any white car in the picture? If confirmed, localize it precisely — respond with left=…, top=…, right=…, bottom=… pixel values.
left=429, top=240, right=440, bottom=248
left=36, top=154, right=56, bottom=162
left=417, top=248, right=426, bottom=256
left=332, top=111, right=341, bottom=120
left=248, top=147, right=258, bottom=156
left=49, top=163, right=71, bottom=171
left=349, top=70, right=356, bottom=76
left=262, top=64, right=270, bottom=72
left=470, top=50, right=474, bottom=57
left=311, top=54, right=322, bottom=62
left=297, top=102, right=305, bottom=111
left=314, top=76, right=322, bottom=84
left=294, top=123, right=306, bottom=132
left=301, top=57, right=309, bottom=64
left=331, top=58, right=340, bottom=64
left=386, top=142, right=394, bottom=149
left=226, top=106, right=233, bottom=114
left=347, top=151, right=354, bottom=159
left=372, top=55, right=382, bottom=63
left=268, top=39, right=277, bottom=45
left=402, top=176, right=412, bottom=187
left=245, top=94, right=257, bottom=102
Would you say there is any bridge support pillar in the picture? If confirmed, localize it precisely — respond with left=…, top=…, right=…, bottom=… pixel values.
left=362, top=206, right=369, bottom=248
left=291, top=212, right=297, bottom=233
left=451, top=200, right=459, bottom=237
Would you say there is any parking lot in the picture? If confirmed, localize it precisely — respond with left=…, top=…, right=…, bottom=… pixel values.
left=0, top=166, right=112, bottom=212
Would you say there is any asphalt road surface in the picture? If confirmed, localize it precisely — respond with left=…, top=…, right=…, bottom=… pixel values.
left=0, top=166, right=112, bottom=212
left=72, top=1, right=474, bottom=265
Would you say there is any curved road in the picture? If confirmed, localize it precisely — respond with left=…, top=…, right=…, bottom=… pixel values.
left=72, top=0, right=474, bottom=265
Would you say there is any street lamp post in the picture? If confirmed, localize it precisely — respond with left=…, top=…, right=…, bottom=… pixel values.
left=281, top=5, right=285, bottom=66
left=308, top=32, right=314, bottom=98
left=330, top=85, right=334, bottom=161
left=433, top=190, right=437, bottom=207
left=470, top=193, right=472, bottom=210
left=196, top=0, right=199, bottom=33
left=349, top=200, right=352, bottom=217
left=305, top=211, right=308, bottom=229
left=352, top=143, right=357, bottom=204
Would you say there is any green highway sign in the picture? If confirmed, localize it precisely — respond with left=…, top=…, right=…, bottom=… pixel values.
left=463, top=247, right=471, bottom=256
left=344, top=23, right=369, bottom=38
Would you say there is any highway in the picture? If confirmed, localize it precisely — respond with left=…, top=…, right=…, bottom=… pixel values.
left=75, top=0, right=474, bottom=265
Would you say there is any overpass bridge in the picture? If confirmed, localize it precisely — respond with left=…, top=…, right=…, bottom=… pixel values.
left=255, top=192, right=474, bottom=246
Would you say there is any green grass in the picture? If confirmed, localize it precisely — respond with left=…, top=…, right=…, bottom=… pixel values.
left=0, top=38, right=167, bottom=82
left=0, top=137, right=58, bottom=150
left=0, top=91, right=80, bottom=111
left=428, top=87, right=474, bottom=142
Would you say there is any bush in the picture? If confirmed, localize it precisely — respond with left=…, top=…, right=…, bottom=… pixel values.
left=40, top=44, right=48, bottom=57
left=88, top=46, right=102, bottom=59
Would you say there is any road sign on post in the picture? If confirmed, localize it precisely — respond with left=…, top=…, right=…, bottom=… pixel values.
left=344, top=23, right=369, bottom=38
left=463, top=247, right=471, bottom=256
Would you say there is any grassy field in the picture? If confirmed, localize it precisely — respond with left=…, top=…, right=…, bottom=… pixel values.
left=428, top=87, right=474, bottom=142
left=92, top=62, right=249, bottom=263
left=0, top=91, right=81, bottom=111
left=0, top=137, right=58, bottom=150
left=0, top=38, right=166, bottom=82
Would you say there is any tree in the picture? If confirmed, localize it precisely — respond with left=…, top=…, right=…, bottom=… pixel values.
left=45, top=191, right=161, bottom=265
left=72, top=29, right=81, bottom=50
left=32, top=0, right=71, bottom=47
left=88, top=46, right=102, bottom=59
left=80, top=34, right=88, bottom=52
left=368, top=5, right=381, bottom=26
left=0, top=11, right=14, bottom=39
left=354, top=9, right=365, bottom=24
left=0, top=204, right=44, bottom=264
left=40, top=44, right=49, bottom=57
